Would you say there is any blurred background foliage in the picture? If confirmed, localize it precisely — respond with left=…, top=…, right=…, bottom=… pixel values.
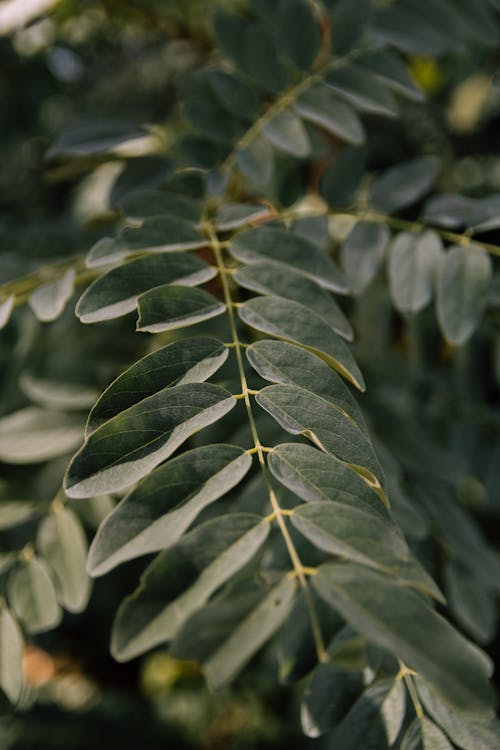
left=1, top=0, right=500, bottom=748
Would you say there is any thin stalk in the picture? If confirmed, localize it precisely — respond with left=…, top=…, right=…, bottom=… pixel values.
left=206, top=221, right=327, bottom=662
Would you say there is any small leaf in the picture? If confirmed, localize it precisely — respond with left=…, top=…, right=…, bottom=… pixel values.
left=88, top=445, right=252, bottom=576
left=119, top=216, right=206, bottom=253
left=0, top=408, right=84, bottom=464
left=330, top=679, right=396, bottom=750
left=77, top=254, right=216, bottom=323
left=301, top=662, right=364, bottom=737
left=436, top=244, right=492, bottom=345
left=47, top=121, right=148, bottom=159
left=29, top=269, right=75, bottom=322
left=269, top=443, right=387, bottom=513
left=111, top=514, right=270, bottom=661
left=320, top=146, right=367, bottom=207
left=294, top=85, right=365, bottom=145
left=243, top=23, right=290, bottom=92
left=262, top=110, right=311, bottom=157
left=239, top=296, right=365, bottom=390
left=65, top=383, right=236, bottom=498
left=381, top=677, right=406, bottom=745
left=416, top=677, right=500, bottom=750
left=137, top=285, right=225, bottom=333
left=359, top=50, right=423, bottom=101
left=330, top=0, right=372, bottom=54
left=278, top=0, right=321, bottom=70
left=256, top=384, right=384, bottom=490
left=0, top=295, right=15, bottom=330
left=292, top=502, right=438, bottom=598
left=443, top=560, right=496, bottom=644
left=422, top=718, right=454, bottom=750
left=388, top=231, right=443, bottom=314
left=0, top=603, right=24, bottom=704
left=213, top=203, right=271, bottom=231
left=313, top=563, right=495, bottom=713
left=370, top=157, right=441, bottom=213
left=20, top=374, right=99, bottom=411
left=0, top=502, right=41, bottom=530
left=119, top=190, right=202, bottom=221
left=85, top=237, right=128, bottom=268
left=236, top=136, right=274, bottom=185
left=247, top=341, right=367, bottom=432
left=173, top=574, right=297, bottom=689
left=8, top=557, right=62, bottom=634
left=341, top=221, right=390, bottom=294
left=207, top=70, right=260, bottom=120
left=37, top=508, right=91, bottom=613
left=87, top=337, right=228, bottom=434
left=234, top=262, right=353, bottom=340
left=326, top=65, right=399, bottom=117
left=230, top=226, right=349, bottom=293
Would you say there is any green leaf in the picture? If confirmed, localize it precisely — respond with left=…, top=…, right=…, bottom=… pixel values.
left=85, top=237, right=129, bottom=268
left=136, top=285, right=225, bottom=334
left=256, top=384, right=384, bottom=490
left=8, top=557, right=62, bottom=634
left=268, top=443, right=387, bottom=513
left=326, top=65, right=399, bottom=117
left=76, top=254, right=216, bottom=323
left=172, top=574, right=297, bottom=689
left=119, top=216, right=206, bottom=253
left=0, top=501, right=41, bottom=529
left=111, top=514, right=270, bottom=661
left=400, top=718, right=421, bottom=750
left=28, top=269, right=75, bottom=322
left=330, top=0, right=372, bottom=54
left=301, top=662, right=364, bottom=737
left=238, top=296, right=365, bottom=390
left=381, top=677, right=406, bottom=745
left=329, top=679, right=396, bottom=750
left=88, top=444, right=252, bottom=576
left=320, top=146, right=367, bottom=207
left=370, top=157, right=441, bottom=213
left=0, top=295, right=15, bottom=330
left=213, top=203, right=271, bottom=231
left=37, top=508, right=91, bottom=613
left=358, top=51, right=424, bottom=101
left=87, top=337, right=228, bottom=434
left=313, top=563, right=495, bottom=713
left=262, top=110, right=311, bottom=157
left=422, top=718, right=454, bottom=750
left=47, top=121, right=148, bottom=159
left=20, top=374, right=99, bottom=411
left=294, top=85, right=365, bottom=145
left=278, top=0, right=321, bottom=70
left=119, top=190, right=202, bottom=221
left=416, top=677, right=500, bottom=750
left=230, top=226, right=349, bottom=293
left=246, top=341, right=368, bottom=433
left=212, top=11, right=248, bottom=70
left=436, top=244, right=492, bottom=345
left=64, top=383, right=236, bottom=498
left=207, top=70, right=260, bottom=121
left=0, top=408, right=84, bottom=464
left=388, top=231, right=443, bottom=314
left=444, top=560, right=496, bottom=644
left=243, top=24, right=290, bottom=93
left=236, top=136, right=274, bottom=185
left=234, top=262, right=353, bottom=340
left=291, top=502, right=440, bottom=599
left=0, top=603, right=24, bottom=704
left=341, top=222, right=390, bottom=294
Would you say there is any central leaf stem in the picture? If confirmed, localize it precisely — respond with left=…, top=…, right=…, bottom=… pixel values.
left=206, top=222, right=327, bottom=663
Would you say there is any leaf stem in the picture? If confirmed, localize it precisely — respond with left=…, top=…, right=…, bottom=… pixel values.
left=206, top=221, right=328, bottom=663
